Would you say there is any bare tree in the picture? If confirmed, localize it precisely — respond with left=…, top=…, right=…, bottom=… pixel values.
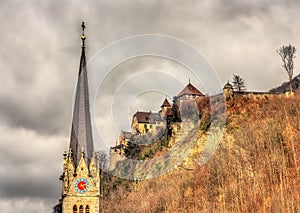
left=277, top=44, right=296, bottom=93
left=94, top=150, right=109, bottom=171
left=232, top=74, right=246, bottom=92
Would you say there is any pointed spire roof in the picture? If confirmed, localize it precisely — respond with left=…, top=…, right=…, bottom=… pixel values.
left=223, top=81, right=233, bottom=89
left=177, top=81, right=204, bottom=97
left=69, top=22, right=94, bottom=168
left=161, top=97, right=171, bottom=108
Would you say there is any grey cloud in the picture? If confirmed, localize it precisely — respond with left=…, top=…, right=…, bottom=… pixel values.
left=0, top=124, right=65, bottom=201
left=0, top=0, right=300, bottom=212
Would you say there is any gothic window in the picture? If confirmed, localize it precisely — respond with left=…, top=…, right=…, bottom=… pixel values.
left=85, top=205, right=90, bottom=213
left=79, top=205, right=84, bottom=213
left=73, top=205, right=77, bottom=213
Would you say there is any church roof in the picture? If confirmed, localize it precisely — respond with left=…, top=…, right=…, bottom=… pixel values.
left=133, top=111, right=164, bottom=124
left=177, top=82, right=204, bottom=97
left=69, top=22, right=94, bottom=168
left=161, top=98, right=171, bottom=107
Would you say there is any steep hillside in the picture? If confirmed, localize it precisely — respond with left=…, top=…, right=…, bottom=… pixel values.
left=101, top=95, right=300, bottom=212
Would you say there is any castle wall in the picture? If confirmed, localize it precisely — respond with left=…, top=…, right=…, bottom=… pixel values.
left=109, top=149, right=126, bottom=171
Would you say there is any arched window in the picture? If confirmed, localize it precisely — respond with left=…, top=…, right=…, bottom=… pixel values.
left=73, top=205, right=77, bottom=213
left=79, top=205, right=84, bottom=213
left=85, top=205, right=90, bottom=213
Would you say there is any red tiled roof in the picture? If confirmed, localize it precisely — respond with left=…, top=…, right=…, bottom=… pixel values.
left=161, top=98, right=171, bottom=107
left=133, top=111, right=164, bottom=124
left=177, top=83, right=204, bottom=97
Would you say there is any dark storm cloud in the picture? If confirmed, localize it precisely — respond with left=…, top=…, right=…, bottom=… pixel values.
left=212, top=0, right=300, bottom=19
left=0, top=125, right=65, bottom=199
left=0, top=170, right=59, bottom=199
left=0, top=0, right=300, bottom=212
left=0, top=1, right=79, bottom=135
left=1, top=0, right=299, bottom=136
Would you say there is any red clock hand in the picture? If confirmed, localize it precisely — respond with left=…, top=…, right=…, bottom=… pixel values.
left=78, top=182, right=86, bottom=190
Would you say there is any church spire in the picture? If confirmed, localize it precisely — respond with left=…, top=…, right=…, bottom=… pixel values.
left=69, top=22, right=94, bottom=168
left=81, top=21, right=86, bottom=49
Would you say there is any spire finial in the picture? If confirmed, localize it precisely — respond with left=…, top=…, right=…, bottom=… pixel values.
left=68, top=148, right=73, bottom=156
left=81, top=21, right=86, bottom=48
left=189, top=78, right=190, bottom=84
left=81, top=147, right=85, bottom=158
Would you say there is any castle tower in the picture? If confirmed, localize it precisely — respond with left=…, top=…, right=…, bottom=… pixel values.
left=223, top=81, right=233, bottom=100
left=176, top=79, right=204, bottom=100
left=160, top=97, right=172, bottom=119
left=60, top=22, right=100, bottom=213
left=174, top=80, right=204, bottom=119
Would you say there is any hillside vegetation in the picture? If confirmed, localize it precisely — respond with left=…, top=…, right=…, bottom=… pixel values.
left=101, top=94, right=300, bottom=212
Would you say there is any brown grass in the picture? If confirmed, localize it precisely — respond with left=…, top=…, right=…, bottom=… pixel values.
left=101, top=94, right=300, bottom=212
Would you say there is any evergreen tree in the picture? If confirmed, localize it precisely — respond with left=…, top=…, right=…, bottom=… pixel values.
left=232, top=74, right=246, bottom=92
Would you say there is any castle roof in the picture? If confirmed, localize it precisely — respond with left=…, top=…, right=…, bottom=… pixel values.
left=161, top=98, right=171, bottom=107
left=177, top=82, right=204, bottom=97
left=133, top=111, right=164, bottom=124
left=224, top=81, right=233, bottom=89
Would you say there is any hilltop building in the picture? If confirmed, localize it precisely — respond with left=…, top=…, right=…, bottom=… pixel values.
left=119, top=130, right=132, bottom=146
left=160, top=97, right=173, bottom=119
left=172, top=80, right=211, bottom=121
left=222, top=81, right=288, bottom=101
left=131, top=111, right=165, bottom=134
left=54, top=22, right=100, bottom=213
left=109, top=81, right=208, bottom=171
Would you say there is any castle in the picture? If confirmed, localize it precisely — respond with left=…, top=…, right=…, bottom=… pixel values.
left=109, top=80, right=210, bottom=171
left=222, top=81, right=290, bottom=101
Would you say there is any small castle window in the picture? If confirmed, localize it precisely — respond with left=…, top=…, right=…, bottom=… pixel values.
left=150, top=125, right=152, bottom=129
left=79, top=205, right=84, bottom=213
left=73, top=205, right=77, bottom=213
left=85, top=205, right=90, bottom=213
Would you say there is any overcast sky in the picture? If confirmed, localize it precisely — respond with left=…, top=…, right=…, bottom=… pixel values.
left=1, top=0, right=300, bottom=212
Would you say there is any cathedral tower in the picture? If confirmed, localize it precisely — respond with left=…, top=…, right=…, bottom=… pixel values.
left=60, top=22, right=100, bottom=213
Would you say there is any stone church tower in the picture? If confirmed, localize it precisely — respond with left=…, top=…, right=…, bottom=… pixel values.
left=58, top=22, right=100, bottom=213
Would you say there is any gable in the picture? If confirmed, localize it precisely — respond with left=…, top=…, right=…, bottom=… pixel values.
left=177, top=83, right=204, bottom=97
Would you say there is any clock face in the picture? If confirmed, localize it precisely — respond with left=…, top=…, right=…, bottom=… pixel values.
left=74, top=178, right=90, bottom=194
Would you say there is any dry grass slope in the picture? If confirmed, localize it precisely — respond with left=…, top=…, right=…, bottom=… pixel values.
left=101, top=95, right=300, bottom=212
